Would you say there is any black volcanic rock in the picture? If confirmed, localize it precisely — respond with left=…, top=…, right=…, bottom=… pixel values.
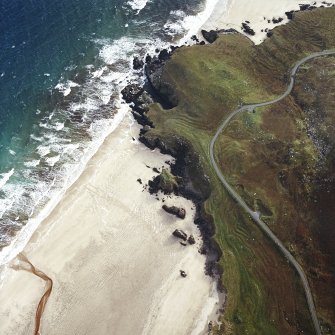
left=266, top=30, right=273, bottom=38
left=285, top=11, right=294, bottom=20
left=299, top=4, right=311, bottom=11
left=145, top=54, right=179, bottom=109
left=133, top=56, right=144, bottom=70
left=121, top=84, right=144, bottom=103
left=218, top=28, right=239, bottom=34
left=241, top=22, right=255, bottom=36
left=180, top=270, right=187, bottom=277
left=272, top=17, right=283, bottom=24
left=158, top=49, right=170, bottom=62
left=145, top=54, right=152, bottom=64
left=173, top=229, right=188, bottom=241
left=201, top=29, right=218, bottom=43
left=163, top=205, right=186, bottom=219
left=188, top=235, right=196, bottom=245
left=191, top=35, right=199, bottom=43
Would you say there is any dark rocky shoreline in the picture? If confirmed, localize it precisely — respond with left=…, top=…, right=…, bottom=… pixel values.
left=121, top=42, right=224, bottom=286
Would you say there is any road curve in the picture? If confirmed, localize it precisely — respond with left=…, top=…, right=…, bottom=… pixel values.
left=210, top=49, right=335, bottom=335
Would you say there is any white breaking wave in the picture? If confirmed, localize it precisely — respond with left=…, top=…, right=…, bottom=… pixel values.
left=127, top=0, right=150, bottom=13
left=24, top=160, right=40, bottom=168
left=164, top=0, right=222, bottom=44
left=55, top=80, right=80, bottom=96
left=0, top=169, right=14, bottom=190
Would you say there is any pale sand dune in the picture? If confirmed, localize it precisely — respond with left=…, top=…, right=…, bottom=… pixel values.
left=202, top=0, right=335, bottom=44
left=0, top=113, right=219, bottom=335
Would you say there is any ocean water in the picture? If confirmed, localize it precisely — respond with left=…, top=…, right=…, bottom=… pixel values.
left=0, top=0, right=219, bottom=264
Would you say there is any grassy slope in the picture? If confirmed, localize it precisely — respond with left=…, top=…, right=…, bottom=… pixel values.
left=144, top=8, right=335, bottom=335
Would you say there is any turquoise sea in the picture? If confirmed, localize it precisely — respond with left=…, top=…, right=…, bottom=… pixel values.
left=0, top=0, right=217, bottom=263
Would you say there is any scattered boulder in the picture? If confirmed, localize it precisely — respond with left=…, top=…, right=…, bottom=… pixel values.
left=188, top=235, right=196, bottom=245
left=163, top=205, right=186, bottom=219
left=180, top=241, right=187, bottom=246
left=173, top=229, right=188, bottom=241
left=191, top=35, right=199, bottom=43
left=201, top=29, right=218, bottom=43
left=266, top=30, right=273, bottom=38
left=272, top=17, right=283, bottom=24
left=180, top=270, right=187, bottom=278
left=153, top=167, right=160, bottom=173
left=137, top=178, right=142, bottom=184
left=241, top=22, right=255, bottom=36
left=133, top=56, right=144, bottom=70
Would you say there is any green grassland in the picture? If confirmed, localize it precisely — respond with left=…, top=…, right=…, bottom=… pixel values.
left=143, top=8, right=335, bottom=334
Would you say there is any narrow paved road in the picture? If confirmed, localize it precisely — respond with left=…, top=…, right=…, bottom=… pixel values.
left=210, top=49, right=335, bottom=335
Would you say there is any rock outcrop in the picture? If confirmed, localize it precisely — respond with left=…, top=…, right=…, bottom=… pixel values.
left=188, top=235, right=196, bottom=245
left=162, top=205, right=186, bottom=219
left=133, top=56, right=144, bottom=70
left=201, top=29, right=218, bottom=43
left=241, top=22, right=255, bottom=36
left=172, top=229, right=188, bottom=241
left=121, top=84, right=144, bottom=103
left=180, top=270, right=187, bottom=278
left=285, top=11, right=294, bottom=20
left=149, top=168, right=180, bottom=194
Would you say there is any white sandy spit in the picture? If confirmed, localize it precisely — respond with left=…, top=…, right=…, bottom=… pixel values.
left=202, top=0, right=335, bottom=44
left=0, top=114, right=219, bottom=335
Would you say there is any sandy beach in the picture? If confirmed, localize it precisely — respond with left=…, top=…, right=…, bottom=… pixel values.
left=202, top=0, right=335, bottom=44
left=1, top=1, right=335, bottom=334
left=0, top=112, right=219, bottom=334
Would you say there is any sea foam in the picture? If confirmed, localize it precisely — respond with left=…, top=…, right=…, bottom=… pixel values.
left=0, top=169, right=14, bottom=190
